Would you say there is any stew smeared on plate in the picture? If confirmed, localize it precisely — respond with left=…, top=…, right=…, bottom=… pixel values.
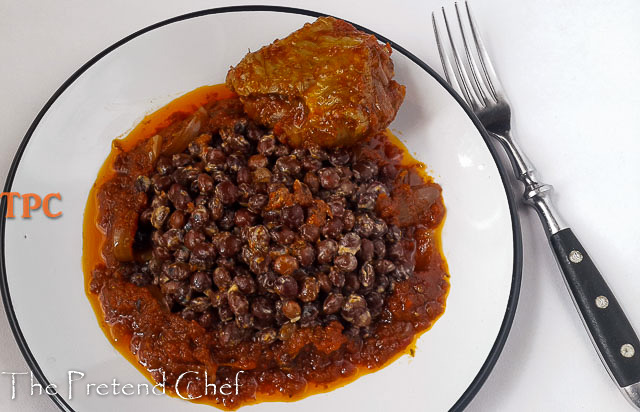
left=84, top=17, right=450, bottom=409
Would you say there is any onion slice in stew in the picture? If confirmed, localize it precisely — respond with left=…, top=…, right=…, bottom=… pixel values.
left=161, top=107, right=208, bottom=155
left=112, top=211, right=139, bottom=262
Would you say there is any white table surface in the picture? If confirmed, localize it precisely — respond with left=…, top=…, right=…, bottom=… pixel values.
left=1, top=0, right=639, bottom=410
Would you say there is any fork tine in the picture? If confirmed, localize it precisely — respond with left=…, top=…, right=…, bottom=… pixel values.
left=454, top=2, right=490, bottom=106
left=464, top=1, right=503, bottom=102
left=440, top=7, right=482, bottom=109
left=432, top=12, right=463, bottom=98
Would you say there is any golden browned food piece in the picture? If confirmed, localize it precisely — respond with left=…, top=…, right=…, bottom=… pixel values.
left=226, top=17, right=406, bottom=148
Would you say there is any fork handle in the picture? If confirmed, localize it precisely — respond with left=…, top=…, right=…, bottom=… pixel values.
left=549, top=227, right=640, bottom=403
left=494, top=132, right=640, bottom=406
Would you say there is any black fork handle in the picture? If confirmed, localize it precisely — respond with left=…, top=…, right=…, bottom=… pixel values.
left=549, top=228, right=640, bottom=406
left=495, top=131, right=640, bottom=407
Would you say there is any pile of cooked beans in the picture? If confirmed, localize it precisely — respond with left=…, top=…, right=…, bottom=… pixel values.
left=129, top=117, right=419, bottom=344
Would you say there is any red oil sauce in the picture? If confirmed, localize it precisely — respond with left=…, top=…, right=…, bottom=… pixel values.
left=83, top=84, right=449, bottom=409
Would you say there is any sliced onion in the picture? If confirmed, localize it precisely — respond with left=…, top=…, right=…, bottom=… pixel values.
left=147, top=134, right=162, bottom=166
left=391, top=183, right=441, bottom=227
left=112, top=214, right=137, bottom=262
left=413, top=183, right=440, bottom=208
left=161, top=107, right=207, bottom=155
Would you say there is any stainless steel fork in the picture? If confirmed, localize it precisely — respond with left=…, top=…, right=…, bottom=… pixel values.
left=433, top=2, right=640, bottom=409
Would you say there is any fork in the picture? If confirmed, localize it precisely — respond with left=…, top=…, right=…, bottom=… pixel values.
left=433, top=2, right=640, bottom=408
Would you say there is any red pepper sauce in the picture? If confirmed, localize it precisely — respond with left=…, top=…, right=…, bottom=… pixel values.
left=82, top=84, right=450, bottom=409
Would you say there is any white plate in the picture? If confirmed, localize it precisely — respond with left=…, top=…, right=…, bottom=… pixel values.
left=0, top=6, right=521, bottom=412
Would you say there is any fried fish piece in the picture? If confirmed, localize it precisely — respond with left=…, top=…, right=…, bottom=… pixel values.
left=226, top=17, right=406, bottom=148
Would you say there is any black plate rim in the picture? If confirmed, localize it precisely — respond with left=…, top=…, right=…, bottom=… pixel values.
left=0, top=5, right=523, bottom=412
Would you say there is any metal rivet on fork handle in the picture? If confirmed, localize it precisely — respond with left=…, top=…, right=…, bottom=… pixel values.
left=595, top=296, right=609, bottom=309
left=569, top=250, right=583, bottom=263
left=621, top=344, right=635, bottom=358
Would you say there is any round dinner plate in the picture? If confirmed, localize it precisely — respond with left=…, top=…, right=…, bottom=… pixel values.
left=0, top=6, right=521, bottom=412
